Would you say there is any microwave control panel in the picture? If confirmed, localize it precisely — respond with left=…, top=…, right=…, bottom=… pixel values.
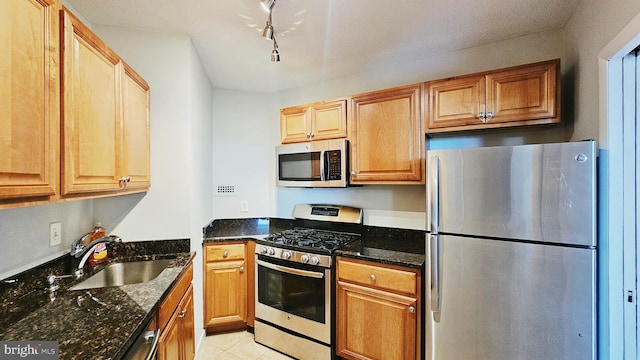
left=327, top=150, right=342, bottom=180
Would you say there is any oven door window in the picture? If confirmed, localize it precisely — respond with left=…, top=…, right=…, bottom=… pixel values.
left=257, top=259, right=326, bottom=323
left=278, top=152, right=321, bottom=181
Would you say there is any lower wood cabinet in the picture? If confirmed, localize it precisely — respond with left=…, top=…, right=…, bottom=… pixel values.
left=158, top=263, right=194, bottom=360
left=336, top=257, right=422, bottom=360
left=203, top=241, right=255, bottom=333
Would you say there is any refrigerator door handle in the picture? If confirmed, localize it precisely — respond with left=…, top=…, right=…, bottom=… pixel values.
left=428, top=154, right=441, bottom=313
left=430, top=233, right=441, bottom=313
left=429, top=154, right=440, bottom=234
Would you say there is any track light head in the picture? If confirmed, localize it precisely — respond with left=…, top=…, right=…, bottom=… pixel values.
left=262, top=22, right=274, bottom=40
left=260, top=0, right=275, bottom=13
left=271, top=48, right=280, bottom=62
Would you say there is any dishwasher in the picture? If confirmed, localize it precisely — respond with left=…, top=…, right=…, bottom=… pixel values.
left=123, top=316, right=159, bottom=360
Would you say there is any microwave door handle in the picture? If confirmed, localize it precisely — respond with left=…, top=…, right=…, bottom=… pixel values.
left=320, top=150, right=327, bottom=181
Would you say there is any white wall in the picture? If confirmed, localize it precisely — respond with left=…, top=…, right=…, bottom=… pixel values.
left=0, top=201, right=93, bottom=279
left=563, top=1, right=640, bottom=359
left=90, top=26, right=214, bottom=346
left=211, top=89, right=275, bottom=219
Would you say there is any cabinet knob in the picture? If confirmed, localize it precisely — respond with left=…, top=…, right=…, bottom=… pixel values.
left=179, top=309, right=188, bottom=318
left=119, top=176, right=131, bottom=186
left=479, top=111, right=486, bottom=120
left=409, top=306, right=415, bottom=313
left=370, top=274, right=376, bottom=281
left=223, top=251, right=228, bottom=258
left=239, top=266, right=245, bottom=273
left=306, top=132, right=312, bottom=138
left=351, top=171, right=356, bottom=176
left=486, top=111, right=495, bottom=119
left=310, top=132, right=315, bottom=138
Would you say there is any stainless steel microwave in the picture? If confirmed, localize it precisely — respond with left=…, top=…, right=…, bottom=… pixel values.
left=276, top=139, right=348, bottom=187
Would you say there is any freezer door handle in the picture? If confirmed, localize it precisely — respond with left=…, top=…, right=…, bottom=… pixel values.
left=428, top=154, right=440, bottom=234
left=430, top=233, right=441, bottom=313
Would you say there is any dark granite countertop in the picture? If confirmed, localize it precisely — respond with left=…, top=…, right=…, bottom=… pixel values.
left=202, top=218, right=426, bottom=268
left=335, top=226, right=426, bottom=268
left=203, top=217, right=294, bottom=241
left=0, top=239, right=193, bottom=360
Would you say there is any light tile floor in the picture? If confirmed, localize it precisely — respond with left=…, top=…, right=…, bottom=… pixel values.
left=197, top=330, right=294, bottom=360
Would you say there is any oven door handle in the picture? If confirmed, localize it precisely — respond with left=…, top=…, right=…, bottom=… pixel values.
left=257, top=259, right=325, bottom=279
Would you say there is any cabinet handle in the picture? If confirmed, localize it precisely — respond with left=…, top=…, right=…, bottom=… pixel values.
left=370, top=274, right=376, bottom=281
left=223, top=251, right=228, bottom=258
left=119, top=176, right=131, bottom=186
left=409, top=306, right=415, bottom=313
left=239, top=266, right=245, bottom=273
left=179, top=309, right=188, bottom=318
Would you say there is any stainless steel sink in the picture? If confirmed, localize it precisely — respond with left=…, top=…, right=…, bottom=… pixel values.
left=69, top=259, right=174, bottom=291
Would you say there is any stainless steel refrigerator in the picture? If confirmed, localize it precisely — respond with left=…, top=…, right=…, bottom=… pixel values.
left=426, top=140, right=597, bottom=360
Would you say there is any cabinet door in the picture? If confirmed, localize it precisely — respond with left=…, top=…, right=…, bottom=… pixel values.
left=336, top=281, right=417, bottom=360
left=280, top=105, right=311, bottom=143
left=157, top=314, right=181, bottom=360
left=60, top=10, right=122, bottom=195
left=0, top=0, right=59, bottom=200
left=121, top=63, right=150, bottom=191
left=350, top=84, right=423, bottom=184
left=426, top=75, right=485, bottom=130
left=311, top=99, right=347, bottom=141
left=486, top=60, right=558, bottom=124
left=179, top=285, right=195, bottom=360
left=204, top=259, right=247, bottom=330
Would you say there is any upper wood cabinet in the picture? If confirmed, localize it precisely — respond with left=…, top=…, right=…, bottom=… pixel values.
left=426, top=59, right=560, bottom=133
left=349, top=84, right=423, bottom=185
left=121, top=63, right=151, bottom=191
left=0, top=0, right=60, bottom=202
left=280, top=98, right=347, bottom=143
left=60, top=9, right=150, bottom=196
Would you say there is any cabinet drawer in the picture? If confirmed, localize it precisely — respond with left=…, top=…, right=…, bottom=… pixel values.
left=337, top=258, right=417, bottom=295
left=159, top=263, right=193, bottom=330
left=205, top=244, right=245, bottom=262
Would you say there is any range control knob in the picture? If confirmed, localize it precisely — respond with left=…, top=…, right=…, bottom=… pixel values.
left=260, top=247, right=268, bottom=255
left=310, top=256, right=320, bottom=265
left=267, top=248, right=276, bottom=256
left=282, top=251, right=292, bottom=260
left=300, top=255, right=310, bottom=263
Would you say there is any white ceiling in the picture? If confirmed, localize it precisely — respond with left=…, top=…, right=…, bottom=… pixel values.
left=66, top=0, right=579, bottom=93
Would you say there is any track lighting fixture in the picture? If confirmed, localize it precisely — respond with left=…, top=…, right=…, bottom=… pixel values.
left=260, top=0, right=275, bottom=13
left=259, top=0, right=280, bottom=62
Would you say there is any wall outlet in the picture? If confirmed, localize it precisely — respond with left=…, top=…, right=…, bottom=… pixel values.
left=49, top=222, right=62, bottom=247
left=240, top=201, right=248, bottom=212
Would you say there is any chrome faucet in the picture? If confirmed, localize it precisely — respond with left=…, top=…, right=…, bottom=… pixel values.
left=71, top=235, right=122, bottom=278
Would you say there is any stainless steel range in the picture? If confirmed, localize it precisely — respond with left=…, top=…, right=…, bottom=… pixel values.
left=254, top=204, right=362, bottom=360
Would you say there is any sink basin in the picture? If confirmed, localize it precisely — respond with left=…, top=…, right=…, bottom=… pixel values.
left=69, top=259, right=174, bottom=291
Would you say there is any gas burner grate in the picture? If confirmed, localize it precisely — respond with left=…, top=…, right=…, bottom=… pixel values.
left=264, top=229, right=357, bottom=251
